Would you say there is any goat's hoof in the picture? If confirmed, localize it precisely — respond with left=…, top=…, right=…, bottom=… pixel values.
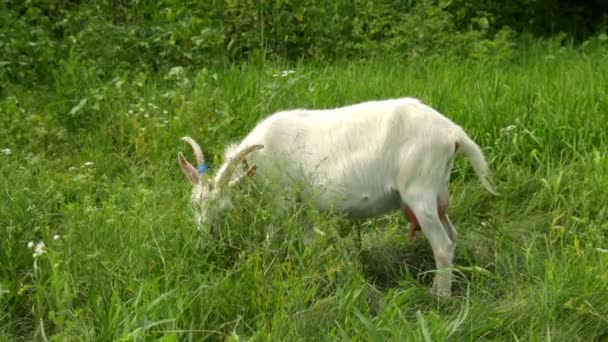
left=431, top=283, right=452, bottom=298
left=431, top=289, right=452, bottom=298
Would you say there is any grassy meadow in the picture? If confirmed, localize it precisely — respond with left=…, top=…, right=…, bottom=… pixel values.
left=1, top=44, right=608, bottom=340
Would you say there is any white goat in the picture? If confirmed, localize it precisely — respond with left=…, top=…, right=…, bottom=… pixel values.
left=178, top=97, right=496, bottom=297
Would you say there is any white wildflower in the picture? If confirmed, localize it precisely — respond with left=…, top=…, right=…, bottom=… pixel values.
left=32, top=241, right=46, bottom=258
left=1, top=148, right=11, bottom=155
left=27, top=241, right=35, bottom=249
left=313, top=227, right=326, bottom=236
left=273, top=70, right=296, bottom=78
left=503, top=124, right=517, bottom=132
left=53, top=234, right=60, bottom=240
left=167, top=66, right=185, bottom=78
left=74, top=174, right=86, bottom=181
left=82, top=161, right=94, bottom=167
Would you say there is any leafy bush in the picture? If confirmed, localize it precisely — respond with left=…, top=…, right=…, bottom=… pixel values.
left=0, top=3, right=58, bottom=88
left=0, top=0, right=523, bottom=87
left=1, top=0, right=606, bottom=88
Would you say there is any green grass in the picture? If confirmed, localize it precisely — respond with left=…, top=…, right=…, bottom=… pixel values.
left=1, top=45, right=608, bottom=340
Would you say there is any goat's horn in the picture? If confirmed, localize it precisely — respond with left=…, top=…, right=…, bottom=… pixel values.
left=217, top=144, right=264, bottom=189
left=180, top=136, right=205, bottom=165
left=228, top=164, right=257, bottom=188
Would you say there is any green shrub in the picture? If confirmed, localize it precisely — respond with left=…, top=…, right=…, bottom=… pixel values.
left=1, top=0, right=605, bottom=89
left=1, top=0, right=523, bottom=87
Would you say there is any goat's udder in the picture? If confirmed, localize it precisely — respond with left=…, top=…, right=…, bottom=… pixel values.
left=403, top=206, right=420, bottom=241
left=402, top=198, right=449, bottom=241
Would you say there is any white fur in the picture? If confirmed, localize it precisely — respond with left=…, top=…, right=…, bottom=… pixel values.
left=180, top=97, right=496, bottom=297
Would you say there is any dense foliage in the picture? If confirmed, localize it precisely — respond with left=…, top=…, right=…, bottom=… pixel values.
left=2, top=0, right=607, bottom=87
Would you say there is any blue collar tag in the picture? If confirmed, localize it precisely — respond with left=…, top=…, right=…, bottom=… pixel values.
left=197, top=164, right=209, bottom=174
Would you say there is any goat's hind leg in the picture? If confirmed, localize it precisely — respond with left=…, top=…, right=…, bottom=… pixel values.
left=402, top=190, right=455, bottom=297
left=440, top=214, right=457, bottom=246
left=437, top=186, right=457, bottom=243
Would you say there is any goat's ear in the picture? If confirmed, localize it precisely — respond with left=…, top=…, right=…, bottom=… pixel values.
left=178, top=152, right=200, bottom=185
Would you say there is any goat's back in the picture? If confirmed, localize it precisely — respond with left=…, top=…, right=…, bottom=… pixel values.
left=240, top=97, right=459, bottom=185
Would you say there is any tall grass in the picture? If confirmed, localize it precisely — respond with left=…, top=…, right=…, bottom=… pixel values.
left=1, top=45, right=608, bottom=340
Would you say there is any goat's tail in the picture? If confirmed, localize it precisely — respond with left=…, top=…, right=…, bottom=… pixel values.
left=457, top=130, right=498, bottom=195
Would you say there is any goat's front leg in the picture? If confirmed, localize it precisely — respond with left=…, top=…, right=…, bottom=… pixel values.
left=402, top=191, right=455, bottom=297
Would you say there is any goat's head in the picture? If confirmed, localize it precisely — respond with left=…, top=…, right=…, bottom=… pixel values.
left=177, top=136, right=263, bottom=229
